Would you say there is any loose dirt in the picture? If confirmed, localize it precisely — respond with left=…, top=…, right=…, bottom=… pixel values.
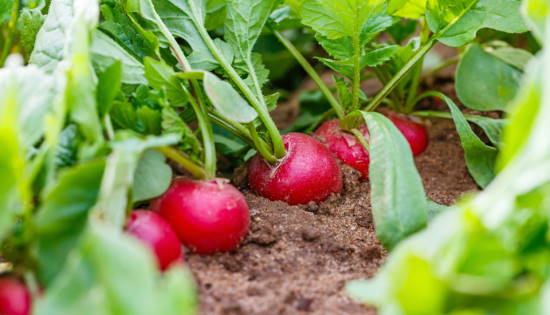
left=185, top=117, right=479, bottom=314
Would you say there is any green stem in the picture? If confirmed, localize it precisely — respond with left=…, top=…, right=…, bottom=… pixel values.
left=365, top=1, right=476, bottom=113
left=157, top=146, right=208, bottom=180
left=404, top=18, right=431, bottom=113
left=351, top=32, right=362, bottom=111
left=152, top=10, right=217, bottom=178
left=188, top=95, right=216, bottom=178
left=0, top=0, right=19, bottom=67
left=208, top=111, right=255, bottom=147
left=190, top=15, right=285, bottom=159
left=365, top=39, right=436, bottom=112
left=104, top=114, right=115, bottom=140
left=351, top=128, right=369, bottom=152
left=272, top=30, right=345, bottom=119
left=248, top=124, right=278, bottom=164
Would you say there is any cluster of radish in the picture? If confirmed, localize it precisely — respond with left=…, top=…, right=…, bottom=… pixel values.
left=125, top=114, right=427, bottom=276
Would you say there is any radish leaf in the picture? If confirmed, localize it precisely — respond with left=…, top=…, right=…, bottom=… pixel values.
left=204, top=72, right=258, bottom=123
left=360, top=111, right=428, bottom=249
left=456, top=44, right=523, bottom=112
left=132, top=149, right=172, bottom=203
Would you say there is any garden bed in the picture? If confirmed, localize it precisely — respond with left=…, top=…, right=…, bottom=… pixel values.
left=188, top=117, right=478, bottom=314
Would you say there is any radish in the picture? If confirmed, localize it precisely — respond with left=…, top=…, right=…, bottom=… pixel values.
left=0, top=278, right=31, bottom=315
left=126, top=210, right=183, bottom=270
left=385, top=113, right=429, bottom=156
left=315, top=115, right=428, bottom=179
left=152, top=179, right=250, bottom=254
left=315, top=120, right=371, bottom=179
left=248, top=132, right=343, bottom=205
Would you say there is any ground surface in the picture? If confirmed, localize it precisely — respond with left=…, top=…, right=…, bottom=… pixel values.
left=185, top=117, right=479, bottom=314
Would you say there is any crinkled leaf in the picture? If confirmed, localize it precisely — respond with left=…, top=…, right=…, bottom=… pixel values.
left=360, top=111, right=428, bottom=249
left=131, top=149, right=173, bottom=203
left=18, top=8, right=45, bottom=60
left=54, top=125, right=82, bottom=169
left=91, top=30, right=147, bottom=85
left=31, top=0, right=99, bottom=71
left=225, top=0, right=278, bottom=60
left=456, top=44, right=523, bottom=111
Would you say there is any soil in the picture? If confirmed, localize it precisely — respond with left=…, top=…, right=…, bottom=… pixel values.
left=185, top=117, right=479, bottom=314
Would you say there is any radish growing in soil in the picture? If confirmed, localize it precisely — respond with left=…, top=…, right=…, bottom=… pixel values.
left=248, top=132, right=343, bottom=205
left=126, top=210, right=183, bottom=270
left=315, top=115, right=428, bottom=179
left=152, top=178, right=250, bottom=254
left=0, top=278, right=31, bottom=315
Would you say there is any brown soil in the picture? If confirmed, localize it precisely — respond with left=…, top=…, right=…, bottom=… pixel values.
left=185, top=117, right=478, bottom=314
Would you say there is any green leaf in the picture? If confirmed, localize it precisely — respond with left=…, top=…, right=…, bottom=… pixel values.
left=388, top=0, right=426, bottom=19
left=144, top=57, right=188, bottom=107
left=427, top=0, right=528, bottom=47
left=436, top=93, right=498, bottom=188
left=30, top=0, right=99, bottom=72
left=127, top=0, right=216, bottom=66
left=464, top=115, right=505, bottom=146
left=66, top=18, right=103, bottom=149
left=292, top=0, right=385, bottom=40
left=498, top=59, right=542, bottom=171
left=225, top=0, right=278, bottom=60
left=203, top=72, right=258, bottom=123
left=488, top=46, right=533, bottom=71
left=99, top=2, right=159, bottom=60
left=131, top=149, right=172, bottom=203
left=0, top=76, right=29, bottom=243
left=18, top=8, right=45, bottom=60
left=0, top=64, right=54, bottom=148
left=97, top=61, right=123, bottom=118
left=161, top=106, right=201, bottom=157
left=90, top=134, right=179, bottom=227
left=360, top=111, right=428, bottom=249
left=456, top=44, right=523, bottom=112
left=35, top=223, right=196, bottom=315
left=34, top=160, right=105, bottom=286
left=111, top=100, right=162, bottom=135
left=91, top=30, right=147, bottom=85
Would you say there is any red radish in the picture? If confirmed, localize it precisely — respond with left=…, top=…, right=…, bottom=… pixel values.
left=126, top=210, right=183, bottom=270
left=248, top=132, right=342, bottom=205
left=315, top=120, right=370, bottom=179
left=0, top=278, right=31, bottom=315
left=386, top=113, right=429, bottom=156
left=152, top=179, right=250, bottom=254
